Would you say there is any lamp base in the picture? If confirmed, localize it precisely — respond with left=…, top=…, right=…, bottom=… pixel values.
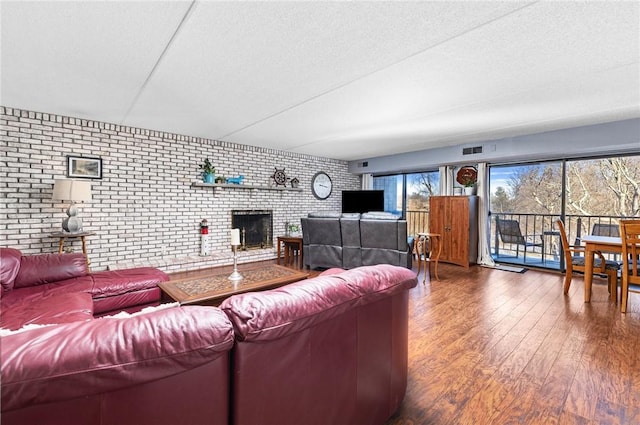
left=62, top=203, right=82, bottom=232
left=62, top=216, right=82, bottom=233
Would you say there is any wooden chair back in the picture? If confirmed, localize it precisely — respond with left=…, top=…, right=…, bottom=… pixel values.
left=556, top=219, right=617, bottom=299
left=619, top=219, right=640, bottom=313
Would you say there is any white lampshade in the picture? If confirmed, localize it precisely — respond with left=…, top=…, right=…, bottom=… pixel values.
left=52, top=179, right=92, bottom=202
left=52, top=179, right=92, bottom=233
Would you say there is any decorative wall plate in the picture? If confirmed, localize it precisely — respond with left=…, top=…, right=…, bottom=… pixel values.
left=456, top=166, right=477, bottom=186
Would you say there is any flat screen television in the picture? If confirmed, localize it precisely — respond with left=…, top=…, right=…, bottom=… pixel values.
left=341, top=190, right=385, bottom=214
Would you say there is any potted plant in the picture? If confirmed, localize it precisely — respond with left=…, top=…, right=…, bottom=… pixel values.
left=199, top=158, right=216, bottom=183
left=286, top=222, right=301, bottom=237
left=462, top=177, right=476, bottom=195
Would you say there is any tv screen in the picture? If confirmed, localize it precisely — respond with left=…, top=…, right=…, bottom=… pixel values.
left=342, top=190, right=385, bottom=214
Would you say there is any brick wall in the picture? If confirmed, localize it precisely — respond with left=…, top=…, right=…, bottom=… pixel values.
left=1, top=106, right=361, bottom=272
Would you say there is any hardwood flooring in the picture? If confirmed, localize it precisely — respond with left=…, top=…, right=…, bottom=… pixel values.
left=387, top=263, right=640, bottom=425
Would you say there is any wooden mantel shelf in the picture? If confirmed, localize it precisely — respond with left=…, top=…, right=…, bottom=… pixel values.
left=192, top=182, right=303, bottom=193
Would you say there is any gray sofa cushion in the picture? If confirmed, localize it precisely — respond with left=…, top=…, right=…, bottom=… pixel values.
left=301, top=216, right=411, bottom=270
left=361, top=212, right=400, bottom=220
left=340, top=218, right=362, bottom=269
left=301, top=217, right=343, bottom=270
left=360, top=220, right=401, bottom=249
left=340, top=213, right=361, bottom=219
left=308, top=211, right=341, bottom=218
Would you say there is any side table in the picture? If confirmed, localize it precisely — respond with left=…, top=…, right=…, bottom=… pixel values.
left=277, top=236, right=303, bottom=268
left=51, top=231, right=96, bottom=270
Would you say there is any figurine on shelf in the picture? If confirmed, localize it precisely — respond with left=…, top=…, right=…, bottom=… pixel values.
left=226, top=175, right=245, bottom=185
left=290, top=177, right=300, bottom=188
left=271, top=168, right=287, bottom=187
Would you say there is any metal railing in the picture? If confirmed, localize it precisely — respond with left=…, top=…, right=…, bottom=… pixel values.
left=406, top=210, right=627, bottom=270
left=492, top=213, right=627, bottom=269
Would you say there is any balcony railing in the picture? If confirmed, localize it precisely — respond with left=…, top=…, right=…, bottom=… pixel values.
left=405, top=209, right=627, bottom=270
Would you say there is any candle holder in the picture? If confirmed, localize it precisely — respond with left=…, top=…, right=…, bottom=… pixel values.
left=228, top=244, right=243, bottom=281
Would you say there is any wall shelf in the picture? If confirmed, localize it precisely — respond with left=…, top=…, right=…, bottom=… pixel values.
left=192, top=182, right=303, bottom=194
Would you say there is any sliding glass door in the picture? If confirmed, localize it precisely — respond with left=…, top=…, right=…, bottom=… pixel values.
left=489, top=162, right=562, bottom=267
left=489, top=154, right=640, bottom=269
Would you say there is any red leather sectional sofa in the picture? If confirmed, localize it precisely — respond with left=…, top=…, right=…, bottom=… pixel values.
left=1, top=248, right=417, bottom=425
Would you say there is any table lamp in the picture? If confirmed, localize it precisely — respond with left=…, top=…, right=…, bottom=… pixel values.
left=52, top=178, right=92, bottom=233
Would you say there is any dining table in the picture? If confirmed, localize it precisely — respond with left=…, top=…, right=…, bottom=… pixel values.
left=581, top=235, right=622, bottom=303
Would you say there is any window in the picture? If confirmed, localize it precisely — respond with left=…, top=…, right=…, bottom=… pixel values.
left=373, top=174, right=404, bottom=215
left=373, top=171, right=439, bottom=235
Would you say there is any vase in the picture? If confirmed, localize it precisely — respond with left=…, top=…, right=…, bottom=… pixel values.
left=203, top=173, right=215, bottom=183
left=464, top=186, right=475, bottom=196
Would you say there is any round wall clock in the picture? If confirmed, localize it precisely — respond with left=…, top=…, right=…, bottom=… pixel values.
left=311, top=171, right=332, bottom=200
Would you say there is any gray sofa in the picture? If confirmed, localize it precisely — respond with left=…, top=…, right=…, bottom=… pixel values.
left=301, top=212, right=413, bottom=270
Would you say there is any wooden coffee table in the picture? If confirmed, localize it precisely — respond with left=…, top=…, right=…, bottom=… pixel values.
left=159, top=264, right=308, bottom=306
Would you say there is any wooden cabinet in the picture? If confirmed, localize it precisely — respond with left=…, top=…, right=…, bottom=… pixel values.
left=429, top=196, right=478, bottom=268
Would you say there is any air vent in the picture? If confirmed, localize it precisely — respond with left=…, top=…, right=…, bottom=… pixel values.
left=463, top=146, right=483, bottom=155
left=358, top=161, right=369, bottom=168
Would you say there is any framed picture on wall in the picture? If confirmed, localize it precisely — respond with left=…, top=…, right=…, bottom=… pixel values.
left=67, top=156, right=102, bottom=179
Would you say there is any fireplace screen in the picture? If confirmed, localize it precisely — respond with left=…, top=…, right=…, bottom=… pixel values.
left=231, top=210, right=273, bottom=249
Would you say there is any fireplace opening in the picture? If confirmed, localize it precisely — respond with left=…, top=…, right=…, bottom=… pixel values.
left=231, top=210, right=273, bottom=250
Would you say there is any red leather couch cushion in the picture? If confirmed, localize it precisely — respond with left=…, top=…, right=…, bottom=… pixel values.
left=90, top=267, right=169, bottom=298
left=0, top=276, right=95, bottom=310
left=221, top=264, right=417, bottom=342
left=1, top=292, right=94, bottom=331
left=1, top=306, right=234, bottom=412
left=1, top=248, right=22, bottom=292
left=13, top=253, right=88, bottom=289
left=1, top=267, right=168, bottom=314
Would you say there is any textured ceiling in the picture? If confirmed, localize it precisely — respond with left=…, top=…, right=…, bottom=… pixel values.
left=2, top=1, right=639, bottom=161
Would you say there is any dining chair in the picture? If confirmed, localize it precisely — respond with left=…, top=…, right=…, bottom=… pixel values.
left=495, top=217, right=544, bottom=263
left=556, top=219, right=619, bottom=300
left=619, top=219, right=640, bottom=313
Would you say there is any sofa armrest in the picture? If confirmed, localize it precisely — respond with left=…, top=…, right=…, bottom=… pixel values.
left=13, top=253, right=88, bottom=289
left=0, top=248, right=22, bottom=292
left=1, top=306, right=234, bottom=412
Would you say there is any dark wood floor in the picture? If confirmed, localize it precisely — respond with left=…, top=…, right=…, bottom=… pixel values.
left=388, top=263, right=640, bottom=425
left=169, top=260, right=640, bottom=424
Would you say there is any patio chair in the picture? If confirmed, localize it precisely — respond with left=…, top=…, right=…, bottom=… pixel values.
left=556, top=220, right=619, bottom=300
left=592, top=223, right=622, bottom=262
left=619, top=219, right=640, bottom=313
left=495, top=217, right=544, bottom=263
left=592, top=223, right=620, bottom=238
